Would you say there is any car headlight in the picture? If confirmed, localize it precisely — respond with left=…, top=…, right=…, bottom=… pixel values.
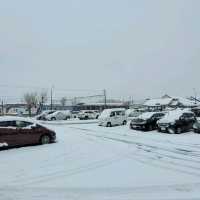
left=193, top=124, right=197, bottom=129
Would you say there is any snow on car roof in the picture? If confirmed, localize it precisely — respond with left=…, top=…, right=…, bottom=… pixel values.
left=138, top=112, right=158, bottom=120
left=158, top=109, right=193, bottom=123
left=99, top=108, right=125, bottom=118
left=0, top=116, right=37, bottom=123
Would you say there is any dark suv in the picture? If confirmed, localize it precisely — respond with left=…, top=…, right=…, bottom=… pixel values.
left=157, top=110, right=196, bottom=134
left=130, top=112, right=165, bottom=131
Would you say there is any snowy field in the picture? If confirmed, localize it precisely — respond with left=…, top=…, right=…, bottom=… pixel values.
left=1, top=123, right=200, bottom=200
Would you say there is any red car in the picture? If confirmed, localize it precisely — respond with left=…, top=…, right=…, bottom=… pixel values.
left=0, top=116, right=56, bottom=149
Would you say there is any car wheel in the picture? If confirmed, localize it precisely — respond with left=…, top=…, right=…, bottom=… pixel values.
left=51, top=117, right=56, bottom=121
left=123, top=120, right=127, bottom=125
left=40, top=135, right=50, bottom=145
left=176, top=127, right=182, bottom=134
left=194, top=129, right=199, bottom=134
left=168, top=127, right=176, bottom=134
left=107, top=122, right=112, bottom=127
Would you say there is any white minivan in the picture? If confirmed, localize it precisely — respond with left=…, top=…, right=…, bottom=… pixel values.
left=98, top=108, right=127, bottom=127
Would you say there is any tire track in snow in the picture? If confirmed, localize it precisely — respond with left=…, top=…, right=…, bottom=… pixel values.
left=8, top=127, right=134, bottom=186
left=71, top=127, right=200, bottom=159
left=68, top=127, right=200, bottom=177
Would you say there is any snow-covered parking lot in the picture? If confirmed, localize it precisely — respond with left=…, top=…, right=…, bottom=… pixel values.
left=1, top=123, right=200, bottom=200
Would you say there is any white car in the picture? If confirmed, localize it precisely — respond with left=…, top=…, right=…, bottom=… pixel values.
left=35, top=110, right=56, bottom=120
left=98, top=108, right=127, bottom=127
left=78, top=110, right=99, bottom=120
left=45, top=110, right=72, bottom=121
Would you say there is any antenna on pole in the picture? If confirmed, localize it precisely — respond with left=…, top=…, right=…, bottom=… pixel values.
left=50, top=85, right=54, bottom=110
left=103, top=89, right=107, bottom=107
left=193, top=88, right=197, bottom=104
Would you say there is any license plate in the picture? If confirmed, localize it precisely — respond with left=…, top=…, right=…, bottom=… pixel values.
left=161, top=127, right=166, bottom=131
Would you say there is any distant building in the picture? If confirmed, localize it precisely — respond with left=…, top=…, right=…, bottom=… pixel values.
left=143, top=95, right=199, bottom=111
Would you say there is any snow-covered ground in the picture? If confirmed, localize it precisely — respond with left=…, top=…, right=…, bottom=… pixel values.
left=0, top=123, right=200, bottom=199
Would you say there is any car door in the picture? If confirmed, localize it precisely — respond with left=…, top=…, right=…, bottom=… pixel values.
left=16, top=121, right=39, bottom=145
left=184, top=113, right=196, bottom=130
left=0, top=121, right=15, bottom=147
left=110, top=111, right=117, bottom=125
left=179, top=114, right=189, bottom=131
left=89, top=111, right=95, bottom=119
left=115, top=111, right=122, bottom=125
left=0, top=120, right=24, bottom=147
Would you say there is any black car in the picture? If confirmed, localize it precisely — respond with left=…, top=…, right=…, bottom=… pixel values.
left=130, top=112, right=165, bottom=131
left=157, top=110, right=196, bottom=134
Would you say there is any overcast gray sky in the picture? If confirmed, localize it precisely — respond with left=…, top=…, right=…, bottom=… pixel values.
left=0, top=0, right=200, bottom=101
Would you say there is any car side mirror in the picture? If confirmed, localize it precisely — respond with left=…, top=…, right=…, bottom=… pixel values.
left=31, top=124, right=37, bottom=129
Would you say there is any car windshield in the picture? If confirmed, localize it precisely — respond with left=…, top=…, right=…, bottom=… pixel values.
left=138, top=112, right=155, bottom=120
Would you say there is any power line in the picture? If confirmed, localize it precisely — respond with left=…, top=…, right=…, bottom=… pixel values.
left=0, top=84, right=103, bottom=93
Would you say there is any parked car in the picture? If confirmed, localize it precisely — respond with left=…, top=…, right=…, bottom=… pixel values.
left=35, top=110, right=56, bottom=120
left=78, top=110, right=99, bottom=120
left=130, top=112, right=165, bottom=131
left=98, top=108, right=127, bottom=127
left=157, top=109, right=196, bottom=134
left=0, top=116, right=56, bottom=149
left=45, top=110, right=72, bottom=121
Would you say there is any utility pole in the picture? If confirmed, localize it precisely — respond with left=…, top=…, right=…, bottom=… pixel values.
left=50, top=86, right=54, bottom=110
left=103, top=89, right=107, bottom=108
left=193, top=88, right=197, bottom=104
left=1, top=100, right=4, bottom=116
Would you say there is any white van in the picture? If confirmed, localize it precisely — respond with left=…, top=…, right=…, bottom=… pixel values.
left=98, top=108, right=127, bottom=127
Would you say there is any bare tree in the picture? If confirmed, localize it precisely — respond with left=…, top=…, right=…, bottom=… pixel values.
left=24, top=92, right=38, bottom=116
left=60, top=97, right=67, bottom=108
